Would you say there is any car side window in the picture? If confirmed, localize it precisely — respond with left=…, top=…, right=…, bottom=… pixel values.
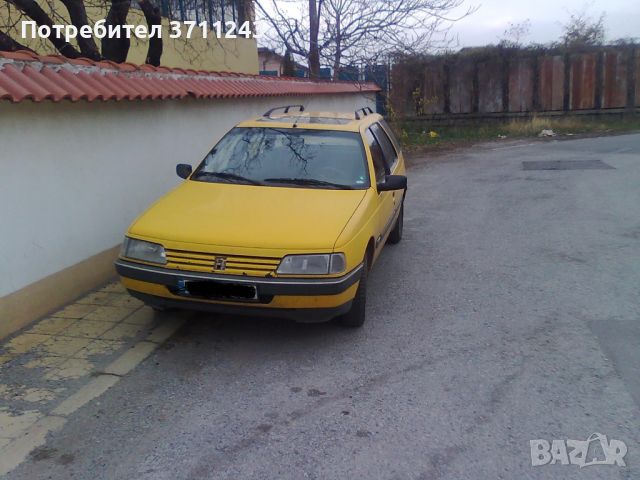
left=378, top=119, right=401, bottom=154
left=370, top=123, right=398, bottom=171
left=364, top=128, right=388, bottom=184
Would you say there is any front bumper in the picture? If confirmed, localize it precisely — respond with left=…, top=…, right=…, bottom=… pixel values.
left=114, top=259, right=362, bottom=322
left=126, top=291, right=353, bottom=322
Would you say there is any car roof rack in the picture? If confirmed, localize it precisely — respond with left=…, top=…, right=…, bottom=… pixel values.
left=354, top=106, right=374, bottom=120
left=263, top=105, right=305, bottom=118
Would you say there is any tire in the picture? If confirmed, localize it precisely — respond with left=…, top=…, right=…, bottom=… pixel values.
left=387, top=203, right=403, bottom=245
left=338, top=256, right=368, bottom=328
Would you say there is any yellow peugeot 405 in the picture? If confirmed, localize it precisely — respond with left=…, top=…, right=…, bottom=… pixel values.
left=115, top=105, right=406, bottom=327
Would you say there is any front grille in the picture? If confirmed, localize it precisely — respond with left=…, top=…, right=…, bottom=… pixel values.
left=164, top=248, right=280, bottom=277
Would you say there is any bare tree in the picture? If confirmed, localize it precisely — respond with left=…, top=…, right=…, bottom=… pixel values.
left=137, top=0, right=162, bottom=65
left=498, top=19, right=531, bottom=48
left=560, top=7, right=605, bottom=47
left=256, top=0, right=473, bottom=79
left=101, top=0, right=131, bottom=62
left=1, top=0, right=163, bottom=64
left=307, top=0, right=320, bottom=76
left=282, top=47, right=296, bottom=76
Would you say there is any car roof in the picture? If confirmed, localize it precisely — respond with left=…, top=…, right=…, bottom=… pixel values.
left=237, top=110, right=382, bottom=132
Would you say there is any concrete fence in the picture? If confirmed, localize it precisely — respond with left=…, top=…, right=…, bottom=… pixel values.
left=390, top=45, right=640, bottom=120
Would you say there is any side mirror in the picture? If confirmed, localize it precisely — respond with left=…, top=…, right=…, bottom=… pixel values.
left=176, top=164, right=192, bottom=179
left=377, top=175, right=407, bottom=192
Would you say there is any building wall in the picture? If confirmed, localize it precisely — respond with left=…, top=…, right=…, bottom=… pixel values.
left=0, top=92, right=375, bottom=334
left=0, top=3, right=259, bottom=74
left=258, top=55, right=283, bottom=75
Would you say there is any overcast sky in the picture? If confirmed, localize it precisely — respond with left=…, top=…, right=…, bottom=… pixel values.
left=257, top=0, right=639, bottom=50
left=446, top=0, right=640, bottom=47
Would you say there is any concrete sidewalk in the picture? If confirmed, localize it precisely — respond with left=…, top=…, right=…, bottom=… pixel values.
left=0, top=282, right=186, bottom=475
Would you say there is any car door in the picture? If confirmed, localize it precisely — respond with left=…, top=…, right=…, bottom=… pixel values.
left=363, top=127, right=394, bottom=253
left=377, top=119, right=407, bottom=218
left=370, top=122, right=405, bottom=244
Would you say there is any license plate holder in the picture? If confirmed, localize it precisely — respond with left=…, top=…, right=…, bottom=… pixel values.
left=181, top=280, right=258, bottom=301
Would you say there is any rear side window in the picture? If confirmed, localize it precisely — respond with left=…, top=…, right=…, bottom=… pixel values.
left=378, top=119, right=402, bottom=154
left=364, top=129, right=388, bottom=183
left=370, top=123, right=398, bottom=170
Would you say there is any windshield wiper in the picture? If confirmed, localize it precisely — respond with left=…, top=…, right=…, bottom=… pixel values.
left=263, top=178, right=353, bottom=190
left=193, top=171, right=263, bottom=186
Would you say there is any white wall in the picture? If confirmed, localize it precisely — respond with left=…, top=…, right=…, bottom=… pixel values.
left=0, top=93, right=376, bottom=297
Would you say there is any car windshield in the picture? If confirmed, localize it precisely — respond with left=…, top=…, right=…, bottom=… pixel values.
left=192, top=127, right=369, bottom=189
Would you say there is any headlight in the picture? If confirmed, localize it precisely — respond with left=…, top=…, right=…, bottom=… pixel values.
left=277, top=253, right=346, bottom=275
left=120, top=237, right=166, bottom=265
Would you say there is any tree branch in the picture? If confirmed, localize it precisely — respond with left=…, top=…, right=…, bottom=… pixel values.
left=8, top=0, right=81, bottom=57
left=101, top=0, right=130, bottom=63
left=60, top=0, right=101, bottom=59
left=137, top=0, right=162, bottom=66
left=0, top=27, right=35, bottom=52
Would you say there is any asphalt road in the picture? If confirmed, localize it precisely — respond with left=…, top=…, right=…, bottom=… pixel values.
left=6, top=133, right=640, bottom=480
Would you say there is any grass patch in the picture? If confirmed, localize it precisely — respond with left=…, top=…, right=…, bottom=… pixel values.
left=394, top=115, right=640, bottom=155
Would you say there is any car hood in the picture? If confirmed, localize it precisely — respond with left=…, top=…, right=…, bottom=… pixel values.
left=129, top=180, right=367, bottom=250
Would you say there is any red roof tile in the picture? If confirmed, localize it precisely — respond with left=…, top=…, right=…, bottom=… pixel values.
left=0, top=50, right=380, bottom=103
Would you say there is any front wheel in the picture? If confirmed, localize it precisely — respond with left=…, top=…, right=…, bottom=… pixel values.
left=387, top=203, right=403, bottom=244
left=338, top=257, right=368, bottom=328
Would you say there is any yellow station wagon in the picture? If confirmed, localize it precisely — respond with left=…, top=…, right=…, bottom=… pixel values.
left=115, top=106, right=407, bottom=327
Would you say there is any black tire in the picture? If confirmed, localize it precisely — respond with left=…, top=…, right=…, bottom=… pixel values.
left=387, top=203, right=403, bottom=245
left=338, top=256, right=368, bottom=328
